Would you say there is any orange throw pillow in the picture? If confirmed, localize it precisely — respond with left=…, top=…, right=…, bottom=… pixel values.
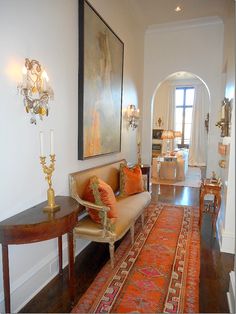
left=83, top=176, right=118, bottom=224
left=119, top=163, right=144, bottom=196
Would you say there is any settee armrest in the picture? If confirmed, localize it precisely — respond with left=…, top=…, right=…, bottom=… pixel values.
left=69, top=175, right=114, bottom=235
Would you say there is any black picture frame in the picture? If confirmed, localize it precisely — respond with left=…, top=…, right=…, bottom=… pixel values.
left=152, top=129, right=163, bottom=139
left=78, top=0, right=124, bottom=159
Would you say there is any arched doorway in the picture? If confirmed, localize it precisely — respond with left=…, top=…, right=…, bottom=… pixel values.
left=151, top=71, right=210, bottom=178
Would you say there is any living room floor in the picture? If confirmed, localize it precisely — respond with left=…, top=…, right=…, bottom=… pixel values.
left=20, top=184, right=234, bottom=313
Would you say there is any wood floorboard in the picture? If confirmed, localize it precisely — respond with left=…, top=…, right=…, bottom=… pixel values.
left=20, top=184, right=234, bottom=313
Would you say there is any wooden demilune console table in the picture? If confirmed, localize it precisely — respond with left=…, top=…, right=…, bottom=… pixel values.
left=199, top=179, right=222, bottom=237
left=0, top=196, right=79, bottom=313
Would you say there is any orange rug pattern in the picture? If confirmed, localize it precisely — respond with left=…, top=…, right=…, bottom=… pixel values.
left=72, top=203, right=200, bottom=313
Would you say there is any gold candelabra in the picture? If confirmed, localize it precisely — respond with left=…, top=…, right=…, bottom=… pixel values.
left=40, top=154, right=60, bottom=213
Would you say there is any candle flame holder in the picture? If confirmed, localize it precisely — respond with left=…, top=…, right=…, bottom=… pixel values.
left=40, top=154, right=60, bottom=213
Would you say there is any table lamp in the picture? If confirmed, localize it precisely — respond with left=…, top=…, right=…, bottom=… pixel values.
left=161, top=130, right=174, bottom=155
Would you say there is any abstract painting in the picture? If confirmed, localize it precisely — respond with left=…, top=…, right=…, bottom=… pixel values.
left=78, top=0, right=124, bottom=159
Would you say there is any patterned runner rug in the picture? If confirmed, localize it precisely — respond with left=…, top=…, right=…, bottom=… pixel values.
left=72, top=203, right=200, bottom=313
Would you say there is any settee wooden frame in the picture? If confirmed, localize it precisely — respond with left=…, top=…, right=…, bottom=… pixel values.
left=69, top=159, right=151, bottom=268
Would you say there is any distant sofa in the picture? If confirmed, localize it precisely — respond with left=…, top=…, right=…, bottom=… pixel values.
left=152, top=150, right=188, bottom=181
left=69, top=159, right=151, bottom=268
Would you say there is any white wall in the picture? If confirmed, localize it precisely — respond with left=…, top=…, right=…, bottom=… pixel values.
left=0, top=0, right=144, bottom=311
left=217, top=13, right=235, bottom=254
left=142, top=17, right=224, bottom=177
left=152, top=80, right=169, bottom=129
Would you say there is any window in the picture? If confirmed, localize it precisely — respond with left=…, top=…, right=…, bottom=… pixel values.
left=175, top=86, right=195, bottom=148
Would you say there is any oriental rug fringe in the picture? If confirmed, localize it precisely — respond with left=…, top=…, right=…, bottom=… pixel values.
left=72, top=203, right=200, bottom=313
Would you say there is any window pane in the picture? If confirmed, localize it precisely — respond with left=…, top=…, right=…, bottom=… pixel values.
left=175, top=108, right=183, bottom=126
left=185, top=108, right=193, bottom=123
left=175, top=124, right=182, bottom=132
left=186, top=88, right=195, bottom=106
left=175, top=89, right=184, bottom=107
left=184, top=123, right=192, bottom=141
left=175, top=138, right=181, bottom=145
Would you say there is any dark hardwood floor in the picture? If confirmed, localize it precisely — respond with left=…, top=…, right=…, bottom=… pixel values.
left=20, top=184, right=234, bottom=313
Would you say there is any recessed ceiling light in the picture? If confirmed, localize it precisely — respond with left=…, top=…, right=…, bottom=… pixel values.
left=175, top=6, right=182, bottom=12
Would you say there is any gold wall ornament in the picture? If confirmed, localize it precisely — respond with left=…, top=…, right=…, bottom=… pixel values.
left=219, top=159, right=226, bottom=169
left=18, top=58, right=54, bottom=124
left=157, top=117, right=162, bottom=127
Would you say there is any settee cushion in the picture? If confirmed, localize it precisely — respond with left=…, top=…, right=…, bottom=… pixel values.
left=75, top=191, right=151, bottom=241
left=119, top=164, right=144, bottom=196
left=74, top=217, right=106, bottom=238
left=83, top=176, right=118, bottom=224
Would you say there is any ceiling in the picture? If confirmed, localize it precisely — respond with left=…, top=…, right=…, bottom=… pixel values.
left=168, top=72, right=197, bottom=80
left=128, top=0, right=235, bottom=29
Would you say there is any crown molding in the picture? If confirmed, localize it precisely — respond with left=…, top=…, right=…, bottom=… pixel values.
left=146, top=16, right=223, bottom=34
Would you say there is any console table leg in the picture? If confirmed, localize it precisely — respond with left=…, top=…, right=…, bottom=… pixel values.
left=147, top=171, right=150, bottom=192
left=199, top=188, right=204, bottom=228
left=58, top=236, right=63, bottom=275
left=2, top=244, right=10, bottom=313
left=67, top=231, right=75, bottom=306
left=212, top=194, right=221, bottom=238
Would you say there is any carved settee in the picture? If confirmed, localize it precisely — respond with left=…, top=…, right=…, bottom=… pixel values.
left=69, top=159, right=151, bottom=268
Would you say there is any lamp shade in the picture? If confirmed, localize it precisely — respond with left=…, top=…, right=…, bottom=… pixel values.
left=174, top=131, right=182, bottom=138
left=161, top=130, right=174, bottom=140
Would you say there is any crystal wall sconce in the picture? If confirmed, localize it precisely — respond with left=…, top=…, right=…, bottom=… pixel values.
left=215, top=98, right=231, bottom=137
left=204, top=113, right=209, bottom=133
left=18, top=58, right=54, bottom=124
left=127, top=104, right=140, bottom=130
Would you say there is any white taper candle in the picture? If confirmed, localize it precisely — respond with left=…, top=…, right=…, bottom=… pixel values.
left=50, top=129, right=54, bottom=155
left=221, top=105, right=225, bottom=119
left=40, top=131, right=44, bottom=157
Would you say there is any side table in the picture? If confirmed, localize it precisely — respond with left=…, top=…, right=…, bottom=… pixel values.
left=0, top=196, right=79, bottom=313
left=140, top=164, right=151, bottom=191
left=199, top=179, right=222, bottom=237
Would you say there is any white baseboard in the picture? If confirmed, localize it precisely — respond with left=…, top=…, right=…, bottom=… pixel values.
left=0, top=238, right=90, bottom=313
left=219, top=230, right=235, bottom=254
left=227, top=271, right=235, bottom=314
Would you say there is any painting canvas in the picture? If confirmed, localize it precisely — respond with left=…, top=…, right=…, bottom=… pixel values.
left=153, top=129, right=163, bottom=139
left=78, top=0, right=124, bottom=159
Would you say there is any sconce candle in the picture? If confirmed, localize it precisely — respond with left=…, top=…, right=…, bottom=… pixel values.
left=42, top=70, right=49, bottom=91
left=221, top=105, right=225, bottom=119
